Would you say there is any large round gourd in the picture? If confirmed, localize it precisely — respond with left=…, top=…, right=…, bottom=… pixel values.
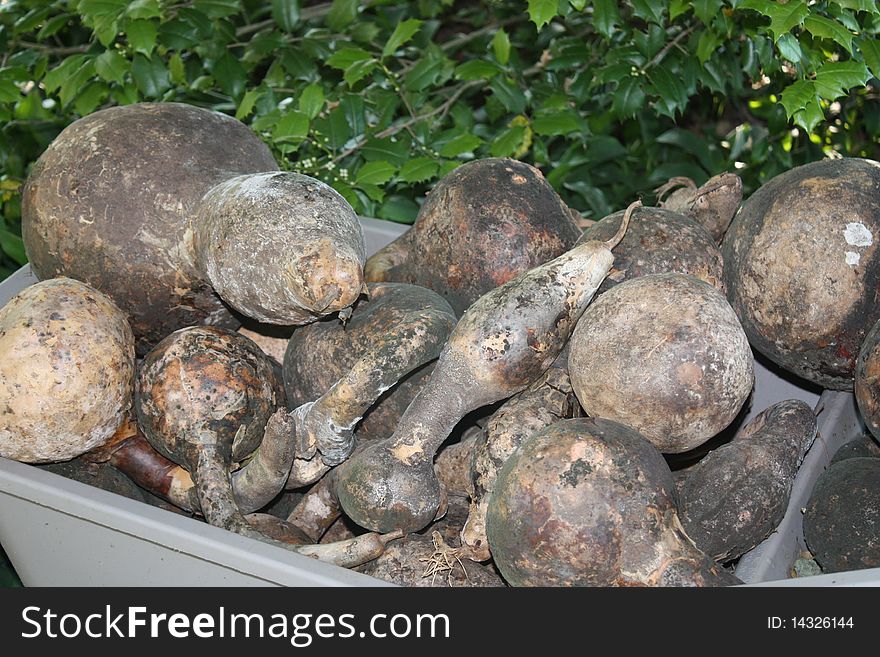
left=22, top=102, right=278, bottom=354
left=722, top=157, right=880, bottom=390
left=568, top=273, right=754, bottom=453
left=0, top=278, right=135, bottom=463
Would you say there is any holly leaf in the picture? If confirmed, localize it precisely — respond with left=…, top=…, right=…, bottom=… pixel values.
left=272, top=0, right=300, bottom=32
left=95, top=50, right=128, bottom=84
left=356, top=161, right=397, bottom=185
left=593, top=0, right=621, bottom=40
left=382, top=19, right=423, bottom=58
left=298, top=83, right=324, bottom=119
left=813, top=60, right=870, bottom=101
left=739, top=0, right=809, bottom=42
left=804, top=15, right=854, bottom=54
left=527, top=0, right=558, bottom=29
left=859, top=37, right=880, bottom=80
left=492, top=28, right=511, bottom=65
left=398, top=157, right=439, bottom=183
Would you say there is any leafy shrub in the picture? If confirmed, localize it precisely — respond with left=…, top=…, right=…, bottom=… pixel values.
left=0, top=0, right=878, bottom=280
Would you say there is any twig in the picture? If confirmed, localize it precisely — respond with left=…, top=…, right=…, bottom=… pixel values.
left=441, top=16, right=521, bottom=53
left=642, top=25, right=696, bottom=72
left=18, top=41, right=90, bottom=55
left=331, top=80, right=483, bottom=163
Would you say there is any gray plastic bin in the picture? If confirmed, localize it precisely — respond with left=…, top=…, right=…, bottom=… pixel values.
left=1, top=217, right=879, bottom=586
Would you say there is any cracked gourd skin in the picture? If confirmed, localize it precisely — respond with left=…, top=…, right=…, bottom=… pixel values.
left=335, top=205, right=637, bottom=534
left=576, top=206, right=725, bottom=297
left=0, top=277, right=135, bottom=463
left=23, top=103, right=367, bottom=355
left=676, top=399, right=817, bottom=562
left=568, top=273, right=754, bottom=454
left=364, top=157, right=581, bottom=316
left=22, top=103, right=277, bottom=354
left=722, top=157, right=880, bottom=390
left=485, top=418, right=740, bottom=587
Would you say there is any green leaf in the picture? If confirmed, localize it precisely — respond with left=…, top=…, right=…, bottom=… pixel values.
left=490, top=125, right=527, bottom=157
left=126, top=0, right=162, bottom=19
left=527, top=0, right=558, bottom=29
left=696, top=30, right=720, bottom=64
left=569, top=0, right=587, bottom=10
left=272, top=0, right=300, bottom=32
left=813, top=60, right=870, bottom=101
left=326, top=0, right=358, bottom=32
left=213, top=52, right=246, bottom=98
left=37, top=14, right=71, bottom=41
left=859, top=38, right=880, bottom=80
left=315, top=107, right=352, bottom=148
left=193, top=0, right=240, bottom=19
left=341, top=93, right=365, bottom=137
left=168, top=52, right=186, bottom=84
left=692, top=0, right=722, bottom=25
left=383, top=19, right=423, bottom=58
left=399, top=157, right=439, bottom=183
left=776, top=33, right=805, bottom=66
left=492, top=28, right=511, bottom=65
left=272, top=110, right=309, bottom=142
left=611, top=76, right=645, bottom=118
left=299, top=83, right=324, bottom=119
left=95, top=50, right=128, bottom=84
left=804, top=15, right=854, bottom=54
left=779, top=78, right=817, bottom=116
left=438, top=133, right=482, bottom=157
left=236, top=88, right=261, bottom=119
left=593, top=0, right=621, bottom=39
left=13, top=7, right=50, bottom=34
left=455, top=60, right=500, bottom=81
left=405, top=52, right=452, bottom=91
left=126, top=19, right=158, bottom=55
left=0, top=230, right=26, bottom=265
left=73, top=81, right=108, bottom=115
left=794, top=98, right=824, bottom=132
left=656, top=128, right=719, bottom=173
left=739, top=0, right=809, bottom=42
left=532, top=110, right=581, bottom=136
left=378, top=196, right=419, bottom=223
left=59, top=59, right=96, bottom=107
left=489, top=76, right=527, bottom=114
left=43, top=55, right=88, bottom=93
left=832, top=0, right=879, bottom=15
left=326, top=46, right=372, bottom=70
left=158, top=20, right=199, bottom=50
left=356, top=161, right=396, bottom=185
left=669, top=0, right=690, bottom=20
left=361, top=137, right=410, bottom=165
left=648, top=65, right=689, bottom=117
left=0, top=79, right=20, bottom=104
left=630, top=0, right=666, bottom=25
left=130, top=53, right=170, bottom=98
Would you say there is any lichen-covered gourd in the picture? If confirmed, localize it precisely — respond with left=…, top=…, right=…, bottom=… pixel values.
left=722, top=157, right=880, bottom=390
left=0, top=278, right=135, bottom=463
left=365, top=158, right=581, bottom=315
left=335, top=203, right=639, bottom=534
left=23, top=103, right=365, bottom=354
left=569, top=273, right=754, bottom=454
left=576, top=206, right=725, bottom=296
left=486, top=418, right=739, bottom=586
left=676, top=399, right=817, bottom=562
left=854, top=317, right=880, bottom=440
left=136, top=326, right=398, bottom=568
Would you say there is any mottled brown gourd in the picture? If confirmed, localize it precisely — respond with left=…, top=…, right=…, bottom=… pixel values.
left=803, top=458, right=880, bottom=573
left=282, top=283, right=457, bottom=473
left=136, top=326, right=398, bottom=568
left=0, top=278, right=135, bottom=463
left=364, top=158, right=582, bottom=315
left=461, top=364, right=578, bottom=561
left=722, top=157, right=880, bottom=390
left=335, top=203, right=640, bottom=534
left=569, top=273, right=754, bottom=454
left=22, top=103, right=366, bottom=355
left=576, top=206, right=725, bottom=296
left=855, top=318, right=880, bottom=440
left=485, top=418, right=740, bottom=587
left=676, top=399, right=817, bottom=562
